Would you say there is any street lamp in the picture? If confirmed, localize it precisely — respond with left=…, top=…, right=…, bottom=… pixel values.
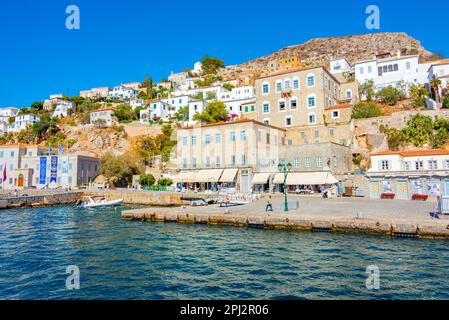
left=278, top=161, right=292, bottom=212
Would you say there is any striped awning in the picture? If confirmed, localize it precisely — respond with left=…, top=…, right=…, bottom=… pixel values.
left=173, top=171, right=199, bottom=183
left=273, top=172, right=339, bottom=185
left=252, top=173, right=271, bottom=184
left=219, top=169, right=238, bottom=183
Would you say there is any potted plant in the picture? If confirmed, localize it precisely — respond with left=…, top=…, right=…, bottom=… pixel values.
left=412, top=194, right=429, bottom=201
left=381, top=193, right=395, bottom=199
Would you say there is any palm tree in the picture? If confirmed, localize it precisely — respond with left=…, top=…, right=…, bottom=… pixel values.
left=431, top=76, right=442, bottom=103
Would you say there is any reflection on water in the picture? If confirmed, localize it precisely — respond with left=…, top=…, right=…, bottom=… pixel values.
left=0, top=205, right=448, bottom=300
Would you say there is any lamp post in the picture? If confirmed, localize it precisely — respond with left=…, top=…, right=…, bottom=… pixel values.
left=278, top=161, right=292, bottom=212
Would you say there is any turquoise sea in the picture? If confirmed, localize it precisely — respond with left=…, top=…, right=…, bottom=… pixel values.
left=0, top=205, right=448, bottom=300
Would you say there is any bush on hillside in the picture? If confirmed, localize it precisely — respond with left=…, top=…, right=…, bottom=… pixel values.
left=351, top=102, right=383, bottom=119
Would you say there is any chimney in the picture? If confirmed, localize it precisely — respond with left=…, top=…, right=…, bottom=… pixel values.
left=397, top=49, right=401, bottom=58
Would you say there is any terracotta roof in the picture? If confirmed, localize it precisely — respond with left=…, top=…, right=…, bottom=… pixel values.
left=181, top=118, right=286, bottom=131
left=325, top=104, right=353, bottom=111
left=0, top=143, right=43, bottom=148
left=371, top=149, right=449, bottom=157
left=91, top=107, right=115, bottom=113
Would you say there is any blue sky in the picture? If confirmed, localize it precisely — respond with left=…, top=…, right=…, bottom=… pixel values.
left=0, top=0, right=448, bottom=107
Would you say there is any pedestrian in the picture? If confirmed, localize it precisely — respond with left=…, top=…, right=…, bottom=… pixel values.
left=14, top=189, right=18, bottom=198
left=266, top=196, right=273, bottom=212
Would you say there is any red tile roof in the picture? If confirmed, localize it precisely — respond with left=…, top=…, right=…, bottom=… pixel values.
left=371, top=149, right=449, bottom=157
left=181, top=118, right=286, bottom=131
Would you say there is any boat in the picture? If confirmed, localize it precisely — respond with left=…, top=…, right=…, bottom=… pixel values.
left=76, top=196, right=124, bottom=208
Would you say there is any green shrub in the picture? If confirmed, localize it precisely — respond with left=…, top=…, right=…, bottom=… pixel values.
left=375, top=86, right=406, bottom=105
left=158, top=178, right=173, bottom=186
left=138, top=174, right=156, bottom=187
left=352, top=102, right=383, bottom=119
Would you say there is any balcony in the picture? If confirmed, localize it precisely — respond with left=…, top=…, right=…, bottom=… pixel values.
left=281, top=89, right=292, bottom=98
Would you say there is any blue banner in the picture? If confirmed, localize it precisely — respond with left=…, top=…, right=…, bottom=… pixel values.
left=50, top=156, right=58, bottom=183
left=39, top=157, right=47, bottom=185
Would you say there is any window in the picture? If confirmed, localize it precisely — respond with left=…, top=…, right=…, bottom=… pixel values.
left=359, top=67, right=364, bottom=75
left=285, top=117, right=292, bottom=127
left=263, top=103, right=270, bottom=113
left=230, top=132, right=236, bottom=142
left=182, top=158, right=187, bottom=168
left=216, top=156, right=221, bottom=167
left=428, top=160, right=438, bottom=170
left=307, top=95, right=316, bottom=108
left=415, top=161, right=424, bottom=170
left=191, top=136, right=197, bottom=145
left=346, top=90, right=352, bottom=99
left=316, top=157, right=323, bottom=168
left=262, top=83, right=269, bottom=94
left=368, top=66, right=372, bottom=73
left=263, top=119, right=270, bottom=125
left=444, top=160, right=449, bottom=169
left=215, top=133, right=221, bottom=144
left=205, top=134, right=211, bottom=144
left=241, top=155, right=246, bottom=165
left=307, top=75, right=315, bottom=87
left=314, top=130, right=319, bottom=139
left=293, top=79, right=299, bottom=89
left=304, top=157, right=312, bottom=168
left=381, top=160, right=390, bottom=170
left=331, top=110, right=340, bottom=119
left=192, top=157, right=197, bottom=169
left=329, top=128, right=335, bottom=137
left=240, top=130, right=247, bottom=141
left=406, top=62, right=411, bottom=70
left=293, top=157, right=300, bottom=168
left=251, top=105, right=255, bottom=112
left=290, top=98, right=297, bottom=110
left=206, top=157, right=211, bottom=168
left=404, top=161, right=411, bottom=171
left=231, top=155, right=236, bottom=166
left=276, top=81, right=282, bottom=92
left=284, top=79, right=291, bottom=90
left=279, top=100, right=286, bottom=111
left=308, top=113, right=316, bottom=124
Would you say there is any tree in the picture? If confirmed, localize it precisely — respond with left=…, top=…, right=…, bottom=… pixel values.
left=402, top=114, right=434, bottom=147
left=30, top=101, right=44, bottom=112
left=193, top=101, right=229, bottom=124
left=158, top=178, right=173, bottom=186
left=201, top=56, right=224, bottom=75
left=138, top=174, right=156, bottom=187
left=431, top=76, right=442, bottom=103
left=375, top=86, right=406, bottom=106
left=409, top=84, right=429, bottom=108
left=223, top=83, right=235, bottom=91
left=141, top=76, right=154, bottom=99
left=359, top=80, right=375, bottom=102
left=175, top=106, right=189, bottom=122
left=113, top=104, right=137, bottom=122
left=351, top=102, right=383, bottom=119
left=100, top=152, right=142, bottom=187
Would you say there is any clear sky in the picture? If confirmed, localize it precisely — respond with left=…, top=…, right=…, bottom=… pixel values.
left=0, top=0, right=448, bottom=107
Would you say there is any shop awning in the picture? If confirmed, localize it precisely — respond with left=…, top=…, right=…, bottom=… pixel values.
left=252, top=173, right=271, bottom=184
left=219, top=169, right=238, bottom=183
left=273, top=172, right=339, bottom=185
left=173, top=171, right=199, bottom=183
left=196, top=169, right=224, bottom=183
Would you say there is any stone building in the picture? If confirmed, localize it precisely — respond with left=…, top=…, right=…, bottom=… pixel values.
left=0, top=144, right=100, bottom=190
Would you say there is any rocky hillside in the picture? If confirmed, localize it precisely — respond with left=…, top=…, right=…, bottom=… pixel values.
left=61, top=123, right=162, bottom=158
left=220, top=32, right=436, bottom=84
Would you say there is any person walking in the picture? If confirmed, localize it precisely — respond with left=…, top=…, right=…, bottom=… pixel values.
left=266, top=196, right=273, bottom=212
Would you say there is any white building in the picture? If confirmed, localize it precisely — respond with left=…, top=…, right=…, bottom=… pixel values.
left=193, top=61, right=203, bottom=74
left=428, top=59, right=449, bottom=90
left=188, top=99, right=206, bottom=123
left=0, top=107, right=19, bottom=124
left=329, top=58, right=352, bottom=75
left=140, top=101, right=171, bottom=123
left=129, top=99, right=146, bottom=110
left=367, top=149, right=449, bottom=199
left=354, top=51, right=422, bottom=92
left=90, top=108, right=115, bottom=126
left=108, top=85, right=138, bottom=100
left=52, top=101, right=74, bottom=118
left=80, top=87, right=110, bottom=99
left=10, top=114, right=40, bottom=132
left=161, top=95, right=193, bottom=115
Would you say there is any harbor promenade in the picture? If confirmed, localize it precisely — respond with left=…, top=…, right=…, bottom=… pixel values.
left=122, top=195, right=449, bottom=239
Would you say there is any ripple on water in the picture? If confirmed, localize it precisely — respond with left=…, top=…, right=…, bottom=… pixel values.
left=1, top=205, right=449, bottom=300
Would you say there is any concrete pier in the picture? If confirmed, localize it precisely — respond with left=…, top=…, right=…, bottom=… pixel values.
left=0, top=191, right=83, bottom=209
left=121, top=196, right=449, bottom=239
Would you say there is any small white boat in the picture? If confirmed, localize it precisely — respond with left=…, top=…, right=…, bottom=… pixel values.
left=77, top=196, right=124, bottom=208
